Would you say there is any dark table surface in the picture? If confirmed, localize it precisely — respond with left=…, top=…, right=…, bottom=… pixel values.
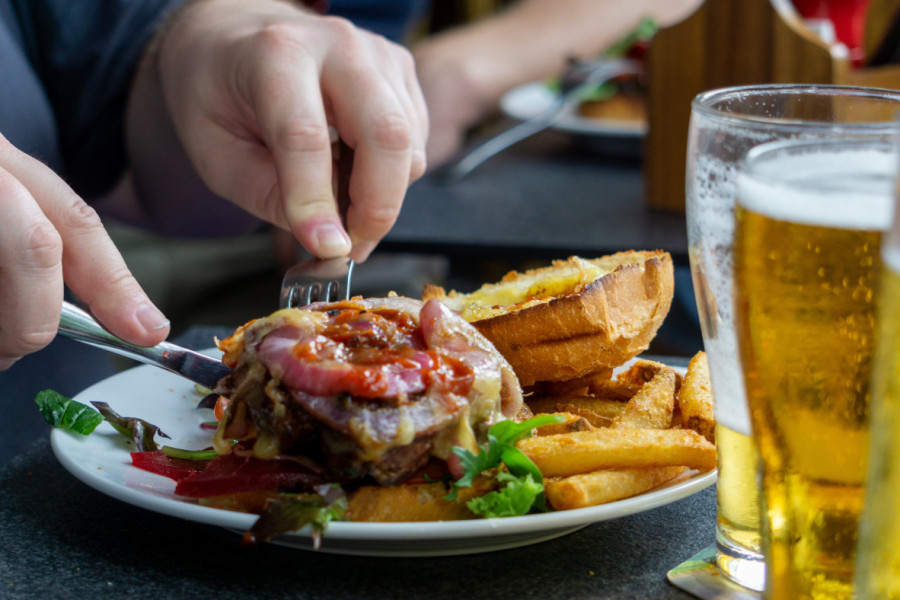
left=0, top=440, right=714, bottom=600
left=384, top=127, right=688, bottom=263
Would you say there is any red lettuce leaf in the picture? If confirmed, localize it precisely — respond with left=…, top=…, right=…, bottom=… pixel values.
left=174, top=453, right=327, bottom=498
left=131, top=450, right=208, bottom=482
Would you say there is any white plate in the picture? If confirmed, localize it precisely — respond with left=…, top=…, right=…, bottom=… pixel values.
left=51, top=356, right=715, bottom=557
left=500, top=81, right=647, bottom=139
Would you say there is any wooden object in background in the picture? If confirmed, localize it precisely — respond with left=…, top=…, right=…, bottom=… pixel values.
left=643, top=0, right=848, bottom=212
left=866, top=0, right=900, bottom=59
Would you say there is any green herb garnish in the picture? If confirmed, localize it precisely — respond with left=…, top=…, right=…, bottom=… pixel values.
left=161, top=446, right=219, bottom=460
left=546, top=17, right=658, bottom=103
left=35, top=390, right=104, bottom=435
left=603, top=17, right=657, bottom=58
left=447, top=414, right=564, bottom=518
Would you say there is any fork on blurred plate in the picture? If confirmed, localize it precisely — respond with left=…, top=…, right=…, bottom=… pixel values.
left=433, top=57, right=643, bottom=184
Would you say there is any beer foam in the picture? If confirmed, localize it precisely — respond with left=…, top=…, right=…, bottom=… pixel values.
left=737, top=147, right=895, bottom=231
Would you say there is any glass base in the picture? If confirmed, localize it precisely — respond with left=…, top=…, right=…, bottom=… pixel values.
left=716, top=531, right=765, bottom=592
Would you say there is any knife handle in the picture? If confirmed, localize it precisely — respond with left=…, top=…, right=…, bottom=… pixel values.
left=58, top=301, right=231, bottom=390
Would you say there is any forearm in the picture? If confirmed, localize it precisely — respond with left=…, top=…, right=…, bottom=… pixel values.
left=415, top=0, right=702, bottom=112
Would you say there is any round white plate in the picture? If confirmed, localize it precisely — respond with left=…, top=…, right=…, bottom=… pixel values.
left=51, top=357, right=715, bottom=557
left=500, top=81, right=647, bottom=139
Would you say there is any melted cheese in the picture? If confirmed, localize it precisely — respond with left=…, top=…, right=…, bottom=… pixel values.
left=455, top=258, right=606, bottom=322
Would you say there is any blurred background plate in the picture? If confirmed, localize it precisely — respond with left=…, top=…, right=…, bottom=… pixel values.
left=500, top=81, right=646, bottom=157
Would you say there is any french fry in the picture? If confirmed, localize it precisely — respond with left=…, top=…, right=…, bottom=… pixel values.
left=588, top=378, right=642, bottom=401
left=678, top=351, right=715, bottom=444
left=527, top=368, right=615, bottom=397
left=557, top=404, right=615, bottom=428
left=616, top=360, right=663, bottom=384
left=611, top=365, right=677, bottom=429
left=545, top=466, right=688, bottom=510
left=516, top=428, right=717, bottom=476
left=515, top=356, right=717, bottom=512
left=527, top=395, right=628, bottom=421
left=618, top=359, right=683, bottom=392
left=533, top=412, right=595, bottom=436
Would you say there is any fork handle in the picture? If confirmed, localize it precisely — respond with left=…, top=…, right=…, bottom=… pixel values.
left=435, top=105, right=564, bottom=184
left=436, top=58, right=642, bottom=184
left=336, top=139, right=353, bottom=226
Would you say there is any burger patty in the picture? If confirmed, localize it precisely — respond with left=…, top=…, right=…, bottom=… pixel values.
left=215, top=297, right=523, bottom=486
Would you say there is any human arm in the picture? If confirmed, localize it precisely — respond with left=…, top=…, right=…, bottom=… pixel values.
left=412, top=0, right=702, bottom=165
left=123, top=0, right=429, bottom=261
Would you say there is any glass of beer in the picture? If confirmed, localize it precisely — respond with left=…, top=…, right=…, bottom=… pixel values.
left=686, top=85, right=900, bottom=593
left=854, top=146, right=900, bottom=599
left=734, top=137, right=895, bottom=599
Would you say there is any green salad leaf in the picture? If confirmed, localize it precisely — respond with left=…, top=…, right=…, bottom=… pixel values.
left=447, top=414, right=564, bottom=518
left=546, top=17, right=658, bottom=103
left=243, top=484, right=348, bottom=547
left=91, top=401, right=170, bottom=451
left=35, top=390, right=104, bottom=435
left=603, top=17, right=657, bottom=58
left=464, top=471, right=544, bottom=518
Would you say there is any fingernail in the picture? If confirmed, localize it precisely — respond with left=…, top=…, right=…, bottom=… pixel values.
left=315, top=223, right=351, bottom=256
left=136, top=304, right=170, bottom=332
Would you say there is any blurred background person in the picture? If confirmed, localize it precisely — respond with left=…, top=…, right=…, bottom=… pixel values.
left=413, top=0, right=703, bottom=165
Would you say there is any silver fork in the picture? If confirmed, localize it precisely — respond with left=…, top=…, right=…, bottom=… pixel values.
left=433, top=57, right=643, bottom=184
left=279, top=256, right=354, bottom=308
left=279, top=139, right=355, bottom=309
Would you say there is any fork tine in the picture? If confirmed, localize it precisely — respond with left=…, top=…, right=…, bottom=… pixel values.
left=325, top=281, right=340, bottom=302
left=304, top=283, right=321, bottom=306
left=279, top=256, right=354, bottom=309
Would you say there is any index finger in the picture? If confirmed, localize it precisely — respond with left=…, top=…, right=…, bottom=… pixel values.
left=0, top=138, right=170, bottom=346
left=248, top=51, right=351, bottom=259
left=325, top=80, right=414, bottom=262
left=0, top=165, right=64, bottom=366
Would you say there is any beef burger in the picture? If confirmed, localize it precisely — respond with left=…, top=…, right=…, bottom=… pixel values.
left=214, top=296, right=522, bottom=485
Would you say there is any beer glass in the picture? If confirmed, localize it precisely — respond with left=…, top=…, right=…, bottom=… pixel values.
left=686, top=85, right=900, bottom=592
left=734, top=138, right=895, bottom=600
left=854, top=145, right=900, bottom=599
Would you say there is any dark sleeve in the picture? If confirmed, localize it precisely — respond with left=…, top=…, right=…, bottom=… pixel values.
left=9, top=0, right=185, bottom=198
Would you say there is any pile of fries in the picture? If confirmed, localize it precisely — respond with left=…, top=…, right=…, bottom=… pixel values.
left=517, top=351, right=716, bottom=510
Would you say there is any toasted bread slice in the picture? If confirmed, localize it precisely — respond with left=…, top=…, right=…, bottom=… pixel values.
left=422, top=251, right=674, bottom=386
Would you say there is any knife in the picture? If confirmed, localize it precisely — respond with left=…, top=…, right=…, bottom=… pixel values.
left=58, top=300, right=232, bottom=390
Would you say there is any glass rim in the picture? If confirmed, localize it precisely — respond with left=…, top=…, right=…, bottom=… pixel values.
left=691, top=84, right=900, bottom=133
